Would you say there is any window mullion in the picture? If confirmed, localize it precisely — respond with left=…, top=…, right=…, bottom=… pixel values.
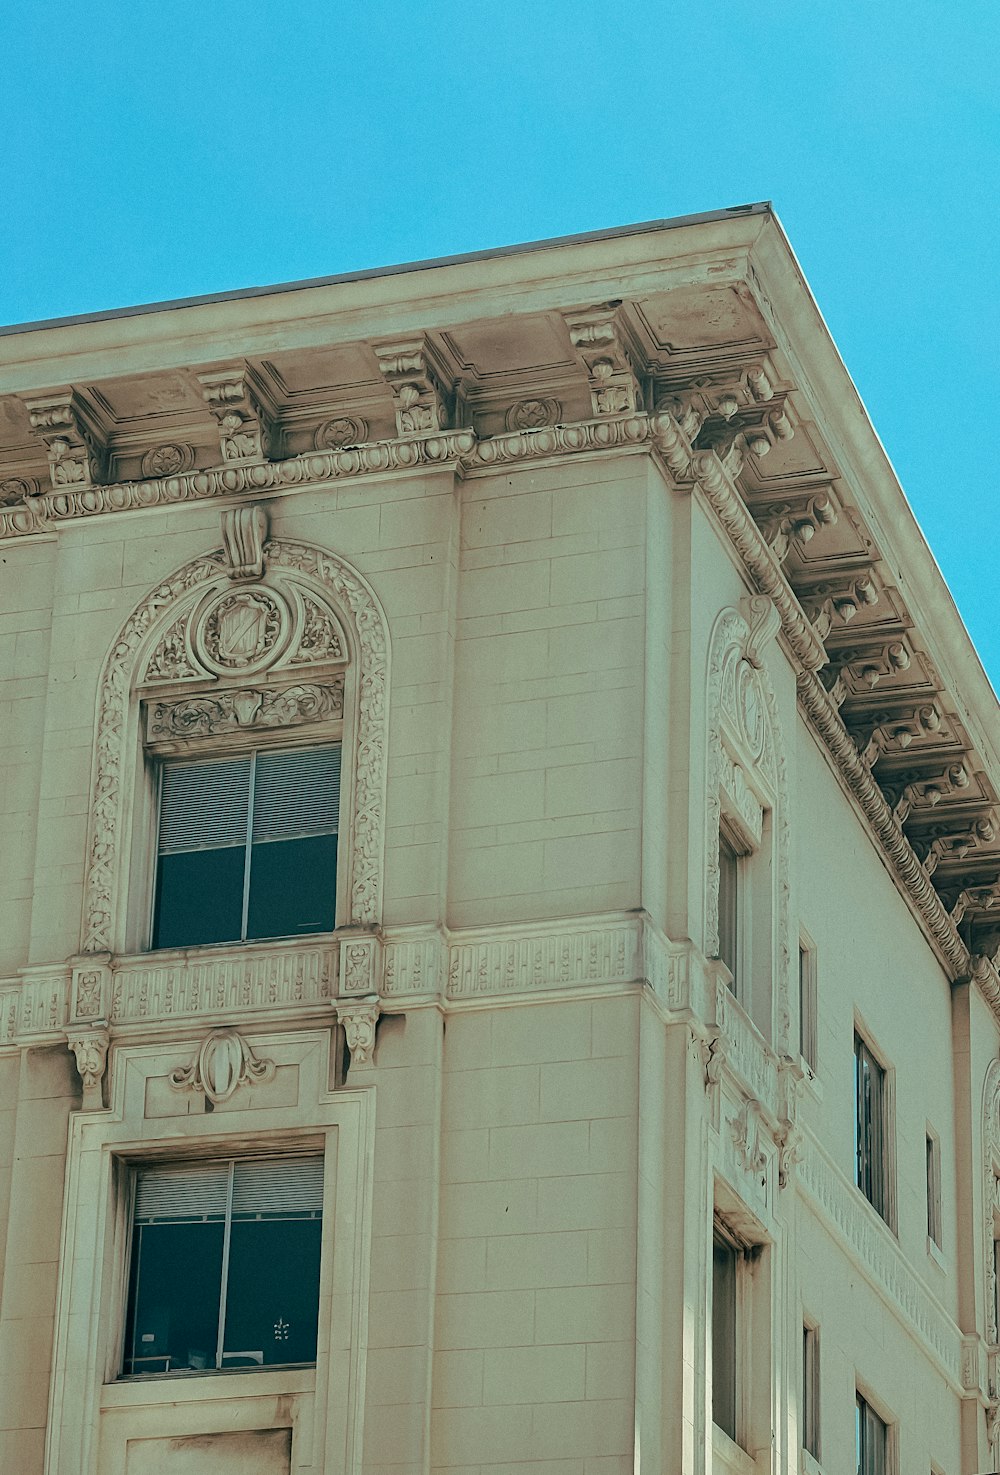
left=240, top=754, right=257, bottom=942
left=215, top=1161, right=236, bottom=1369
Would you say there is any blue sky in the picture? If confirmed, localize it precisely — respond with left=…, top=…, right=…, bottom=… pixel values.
left=2, top=1, right=997, bottom=682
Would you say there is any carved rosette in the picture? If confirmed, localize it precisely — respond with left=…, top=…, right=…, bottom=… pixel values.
left=314, top=416, right=368, bottom=451
left=505, top=398, right=561, bottom=432
left=141, top=443, right=194, bottom=478
left=336, top=996, right=380, bottom=1068
left=169, top=1028, right=275, bottom=1105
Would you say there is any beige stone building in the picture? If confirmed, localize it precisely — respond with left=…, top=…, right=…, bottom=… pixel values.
left=0, top=205, right=998, bottom=1475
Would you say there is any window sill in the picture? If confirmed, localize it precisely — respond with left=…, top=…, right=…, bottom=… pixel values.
left=102, top=1364, right=315, bottom=1409
left=711, top=1422, right=755, bottom=1475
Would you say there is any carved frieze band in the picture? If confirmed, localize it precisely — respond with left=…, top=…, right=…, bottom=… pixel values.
left=797, top=1129, right=963, bottom=1388
left=145, top=679, right=344, bottom=742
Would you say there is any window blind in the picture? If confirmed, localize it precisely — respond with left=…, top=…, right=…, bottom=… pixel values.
left=231, top=1157, right=324, bottom=1217
left=252, top=746, right=341, bottom=842
left=134, top=1162, right=230, bottom=1222
left=158, top=757, right=251, bottom=854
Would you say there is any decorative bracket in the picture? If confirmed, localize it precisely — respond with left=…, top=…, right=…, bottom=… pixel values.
left=740, top=595, right=781, bottom=669
left=198, top=366, right=281, bottom=463
left=24, top=389, right=107, bottom=490
left=800, top=575, right=879, bottom=641
left=169, top=1028, right=275, bottom=1105
left=822, top=639, right=912, bottom=709
left=68, top=1028, right=110, bottom=1110
left=221, top=504, right=268, bottom=580
left=336, top=996, right=380, bottom=1068
left=374, top=337, right=452, bottom=435
left=565, top=306, right=643, bottom=416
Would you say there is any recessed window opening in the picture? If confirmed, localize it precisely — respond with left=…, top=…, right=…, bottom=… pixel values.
left=856, top=1390, right=889, bottom=1475
left=925, top=1130, right=942, bottom=1250
left=802, top=1321, right=820, bottom=1460
left=854, top=1030, right=890, bottom=1225
left=712, top=1228, right=739, bottom=1441
left=718, top=825, right=742, bottom=994
left=122, top=1155, right=323, bottom=1377
left=799, top=938, right=818, bottom=1072
left=151, top=744, right=341, bottom=950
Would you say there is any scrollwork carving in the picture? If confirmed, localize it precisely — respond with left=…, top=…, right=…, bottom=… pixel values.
left=146, top=680, right=344, bottom=741
left=169, top=1027, right=275, bottom=1104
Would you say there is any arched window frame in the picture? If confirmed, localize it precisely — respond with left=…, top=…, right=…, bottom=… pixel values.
left=81, top=526, right=390, bottom=957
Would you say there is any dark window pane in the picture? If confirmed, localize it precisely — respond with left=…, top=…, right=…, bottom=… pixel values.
left=223, top=1217, right=322, bottom=1366
left=152, top=846, right=246, bottom=949
left=712, top=1236, right=737, bottom=1439
left=246, top=834, right=338, bottom=940
left=718, top=835, right=739, bottom=991
left=124, top=1221, right=225, bottom=1374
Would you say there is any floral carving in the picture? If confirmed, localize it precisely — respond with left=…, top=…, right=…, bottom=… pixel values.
left=314, top=416, right=368, bottom=451
left=83, top=539, right=387, bottom=950
left=74, top=970, right=103, bottom=1019
left=0, top=476, right=36, bottom=506
left=140, top=443, right=194, bottom=478
left=291, top=595, right=345, bottom=663
left=146, top=680, right=344, bottom=740
left=729, top=1099, right=767, bottom=1179
left=169, top=1027, right=275, bottom=1104
left=143, top=614, right=197, bottom=682
left=505, top=398, right=561, bottom=432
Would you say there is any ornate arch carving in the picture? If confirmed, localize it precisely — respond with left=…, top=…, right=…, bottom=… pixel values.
left=82, top=536, right=389, bottom=952
left=705, top=601, right=792, bottom=1046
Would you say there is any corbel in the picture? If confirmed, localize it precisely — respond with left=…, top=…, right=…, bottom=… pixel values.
left=373, top=336, right=453, bottom=436
left=821, top=639, right=912, bottom=709
left=336, top=996, right=380, bottom=1069
left=564, top=305, right=644, bottom=417
left=757, top=491, right=838, bottom=564
left=799, top=574, right=879, bottom=641
left=950, top=880, right=1000, bottom=929
left=198, top=365, right=282, bottom=463
left=221, top=504, right=268, bottom=580
left=67, top=1027, right=110, bottom=1110
left=23, top=389, right=107, bottom=490
left=848, top=701, right=941, bottom=767
left=884, top=761, right=970, bottom=825
left=919, top=816, right=997, bottom=876
left=775, top=1055, right=804, bottom=1189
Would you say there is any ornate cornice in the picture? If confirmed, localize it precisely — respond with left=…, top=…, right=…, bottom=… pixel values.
left=796, top=669, right=969, bottom=974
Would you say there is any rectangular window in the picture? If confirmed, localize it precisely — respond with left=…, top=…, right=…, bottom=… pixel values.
left=799, top=940, right=818, bottom=1071
left=802, top=1322, right=820, bottom=1460
left=855, top=1032, right=890, bottom=1224
left=152, top=745, right=341, bottom=950
left=926, top=1130, right=942, bottom=1249
left=856, top=1391, right=888, bottom=1475
left=122, top=1156, right=323, bottom=1377
left=718, top=830, right=740, bottom=994
left=712, top=1231, right=739, bottom=1441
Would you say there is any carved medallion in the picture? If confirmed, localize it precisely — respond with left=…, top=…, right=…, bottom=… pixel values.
left=169, top=1028, right=275, bottom=1105
left=141, top=443, right=194, bottom=478
left=0, top=476, right=36, bottom=506
left=192, top=585, right=291, bottom=676
left=505, top=398, right=561, bottom=432
left=314, top=416, right=368, bottom=451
